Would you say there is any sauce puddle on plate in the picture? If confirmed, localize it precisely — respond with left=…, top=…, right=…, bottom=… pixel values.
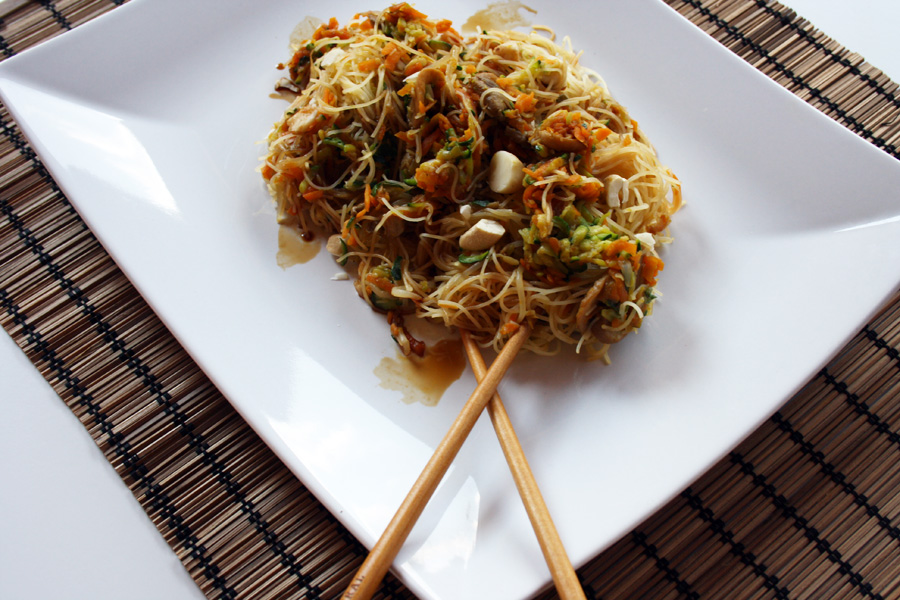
left=277, top=225, right=319, bottom=268
left=462, top=1, right=536, bottom=33
left=375, top=339, right=467, bottom=406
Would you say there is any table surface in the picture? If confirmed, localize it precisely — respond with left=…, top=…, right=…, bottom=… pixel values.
left=1, top=1, right=898, bottom=599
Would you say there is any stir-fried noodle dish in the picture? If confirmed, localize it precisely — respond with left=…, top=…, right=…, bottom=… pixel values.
left=262, top=3, right=681, bottom=361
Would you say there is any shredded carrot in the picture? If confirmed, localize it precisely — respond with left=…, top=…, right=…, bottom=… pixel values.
left=641, top=255, right=664, bottom=286
left=605, top=277, right=629, bottom=303
left=359, top=19, right=373, bottom=31
left=280, top=158, right=305, bottom=180
left=472, top=141, right=482, bottom=174
left=464, top=64, right=476, bottom=74
left=382, top=41, right=408, bottom=71
left=397, top=82, right=414, bottom=96
left=321, top=89, right=335, bottom=105
left=358, top=59, right=380, bottom=72
left=414, top=165, right=450, bottom=194
left=514, top=92, right=535, bottom=114
left=546, top=237, right=561, bottom=253
left=385, top=51, right=402, bottom=72
left=365, top=273, right=394, bottom=293
left=435, top=19, right=453, bottom=33
left=522, top=185, right=539, bottom=209
left=357, top=184, right=374, bottom=220
left=404, top=59, right=425, bottom=77
left=574, top=124, right=592, bottom=146
left=526, top=156, right=566, bottom=181
left=261, top=165, right=275, bottom=180
left=593, top=128, right=612, bottom=144
left=302, top=189, right=325, bottom=202
left=390, top=2, right=427, bottom=20
left=312, top=17, right=352, bottom=41
left=603, top=239, right=638, bottom=261
left=381, top=41, right=398, bottom=57
left=573, top=179, right=602, bottom=201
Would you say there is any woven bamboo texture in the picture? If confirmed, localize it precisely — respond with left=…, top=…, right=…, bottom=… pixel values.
left=1, top=0, right=899, bottom=598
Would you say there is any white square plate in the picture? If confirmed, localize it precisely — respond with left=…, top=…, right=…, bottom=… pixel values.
left=2, top=1, right=900, bottom=598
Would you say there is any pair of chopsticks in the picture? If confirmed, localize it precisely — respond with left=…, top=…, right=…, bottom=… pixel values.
left=342, top=326, right=586, bottom=599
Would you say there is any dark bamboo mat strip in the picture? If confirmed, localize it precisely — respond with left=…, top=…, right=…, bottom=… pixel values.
left=1, top=1, right=899, bottom=599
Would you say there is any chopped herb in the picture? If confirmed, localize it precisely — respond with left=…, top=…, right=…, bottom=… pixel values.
left=403, top=177, right=418, bottom=187
left=459, top=249, right=490, bottom=264
left=552, top=216, right=570, bottom=236
left=471, top=199, right=490, bottom=207
left=390, top=257, right=403, bottom=281
left=369, top=291, right=402, bottom=311
left=427, top=39, right=452, bottom=51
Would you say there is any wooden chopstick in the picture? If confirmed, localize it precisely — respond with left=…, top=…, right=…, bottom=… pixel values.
left=341, top=324, right=531, bottom=600
left=461, top=330, right=586, bottom=600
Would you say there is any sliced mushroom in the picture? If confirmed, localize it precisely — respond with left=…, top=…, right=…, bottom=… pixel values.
left=464, top=72, right=509, bottom=119
left=591, top=322, right=628, bottom=344
left=408, top=68, right=446, bottom=126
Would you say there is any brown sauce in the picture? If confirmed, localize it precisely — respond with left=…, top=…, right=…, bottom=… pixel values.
left=462, top=1, right=536, bottom=33
left=374, top=339, right=467, bottom=406
left=269, top=90, right=297, bottom=102
left=277, top=225, right=320, bottom=268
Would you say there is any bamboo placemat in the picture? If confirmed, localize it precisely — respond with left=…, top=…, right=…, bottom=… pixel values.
left=2, top=0, right=899, bottom=598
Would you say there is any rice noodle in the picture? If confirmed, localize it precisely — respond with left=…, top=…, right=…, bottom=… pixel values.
left=262, top=3, right=681, bottom=361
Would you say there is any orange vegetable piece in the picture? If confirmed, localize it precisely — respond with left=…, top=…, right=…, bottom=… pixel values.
left=514, top=92, right=535, bottom=114
left=641, top=255, right=664, bottom=286
left=603, top=238, right=637, bottom=260
left=358, top=59, right=380, bottom=72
